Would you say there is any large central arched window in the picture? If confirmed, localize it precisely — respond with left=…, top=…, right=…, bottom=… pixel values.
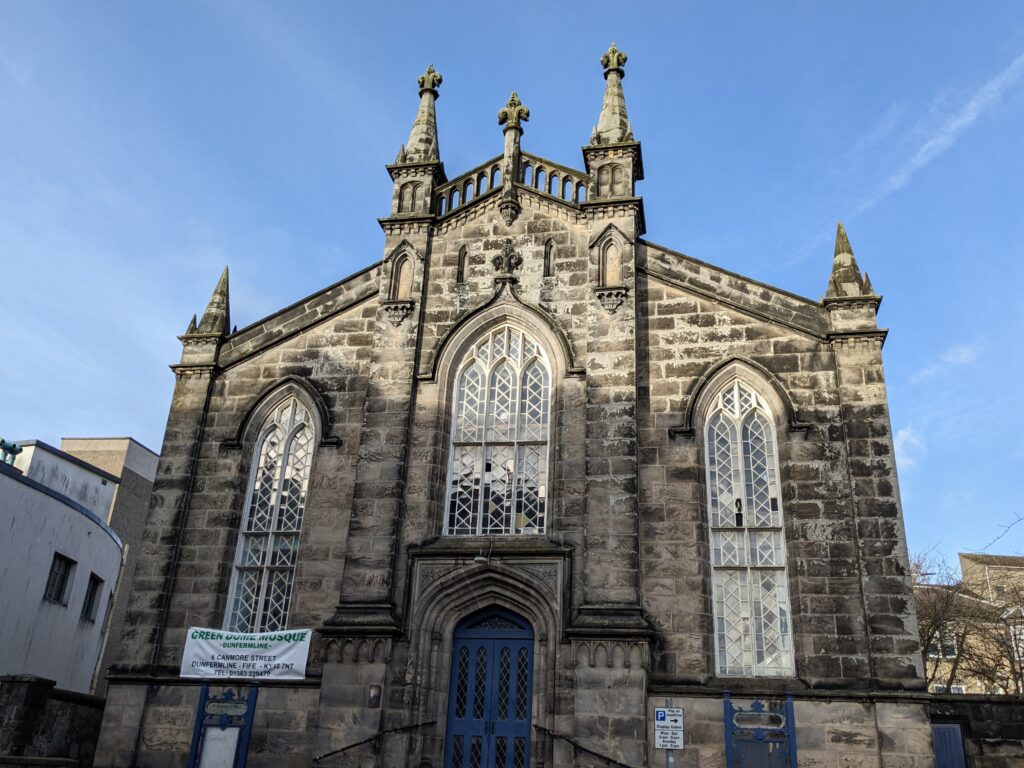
left=705, top=379, right=794, bottom=676
left=445, top=325, right=550, bottom=536
left=226, top=396, right=315, bottom=632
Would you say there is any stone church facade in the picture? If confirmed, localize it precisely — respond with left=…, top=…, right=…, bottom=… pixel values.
left=95, top=46, right=936, bottom=767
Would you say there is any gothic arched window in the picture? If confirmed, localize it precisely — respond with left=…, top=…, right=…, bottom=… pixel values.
left=392, top=256, right=413, bottom=300
left=705, top=379, right=794, bottom=676
left=226, top=397, right=315, bottom=632
left=445, top=326, right=550, bottom=536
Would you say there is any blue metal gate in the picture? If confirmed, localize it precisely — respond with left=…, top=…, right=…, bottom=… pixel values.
left=724, top=693, right=796, bottom=768
left=187, top=684, right=259, bottom=768
left=932, top=723, right=966, bottom=768
left=444, top=608, right=534, bottom=768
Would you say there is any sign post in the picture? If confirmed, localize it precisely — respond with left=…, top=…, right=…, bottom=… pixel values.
left=654, top=698, right=684, bottom=766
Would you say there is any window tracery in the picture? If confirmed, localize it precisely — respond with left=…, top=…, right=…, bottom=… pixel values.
left=705, top=379, right=794, bottom=676
left=226, top=397, right=315, bottom=632
left=445, top=326, right=550, bottom=536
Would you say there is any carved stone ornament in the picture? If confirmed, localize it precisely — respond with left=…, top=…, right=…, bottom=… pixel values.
left=381, top=300, right=414, bottom=326
left=498, top=91, right=530, bottom=131
left=601, top=42, right=628, bottom=75
left=417, top=64, right=442, bottom=95
left=492, top=239, right=523, bottom=277
left=499, top=196, right=521, bottom=226
left=596, top=287, right=629, bottom=314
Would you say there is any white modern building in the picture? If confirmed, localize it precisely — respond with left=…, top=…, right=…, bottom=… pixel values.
left=0, top=437, right=156, bottom=695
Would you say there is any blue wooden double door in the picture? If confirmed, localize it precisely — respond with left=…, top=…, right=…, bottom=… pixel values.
left=444, top=608, right=534, bottom=768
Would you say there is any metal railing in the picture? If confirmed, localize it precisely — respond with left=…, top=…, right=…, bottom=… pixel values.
left=312, top=720, right=437, bottom=764
left=533, top=724, right=639, bottom=768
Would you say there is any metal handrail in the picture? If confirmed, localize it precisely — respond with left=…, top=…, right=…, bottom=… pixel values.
left=533, top=724, right=639, bottom=768
left=312, top=720, right=437, bottom=764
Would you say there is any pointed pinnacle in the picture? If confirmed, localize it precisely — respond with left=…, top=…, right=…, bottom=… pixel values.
left=185, top=314, right=197, bottom=335
left=402, top=67, right=441, bottom=163
left=592, top=44, right=634, bottom=144
left=835, top=221, right=853, bottom=257
left=197, top=266, right=231, bottom=336
left=826, top=223, right=873, bottom=298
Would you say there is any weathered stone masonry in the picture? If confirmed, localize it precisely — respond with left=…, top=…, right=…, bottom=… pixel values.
left=95, top=46, right=938, bottom=768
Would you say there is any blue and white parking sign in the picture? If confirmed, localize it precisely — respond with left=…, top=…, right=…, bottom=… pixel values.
left=654, top=707, right=684, bottom=749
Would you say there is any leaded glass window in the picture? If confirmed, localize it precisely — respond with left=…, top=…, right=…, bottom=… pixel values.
left=445, top=326, right=550, bottom=535
left=226, top=397, right=315, bottom=632
left=706, top=380, right=794, bottom=676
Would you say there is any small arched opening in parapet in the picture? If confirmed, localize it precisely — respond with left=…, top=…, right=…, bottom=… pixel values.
left=535, top=168, right=546, bottom=191
left=477, top=172, right=488, bottom=196
left=600, top=240, right=622, bottom=287
left=438, top=195, right=447, bottom=216
left=543, top=239, right=554, bottom=278
left=611, top=164, right=626, bottom=196
left=562, top=177, right=574, bottom=200
left=575, top=182, right=587, bottom=203
left=548, top=172, right=559, bottom=196
left=491, top=165, right=502, bottom=188
left=450, top=188, right=461, bottom=211
left=464, top=179, right=474, bottom=203
left=457, top=246, right=469, bottom=283
left=521, top=162, right=532, bottom=186
left=391, top=255, right=413, bottom=301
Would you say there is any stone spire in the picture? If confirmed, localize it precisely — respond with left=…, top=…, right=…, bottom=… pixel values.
left=397, top=65, right=442, bottom=164
left=196, top=266, right=231, bottom=336
left=826, top=222, right=874, bottom=298
left=590, top=43, right=634, bottom=145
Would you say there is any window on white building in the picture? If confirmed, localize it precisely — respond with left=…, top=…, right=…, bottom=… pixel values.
left=705, top=379, right=795, bottom=676
left=226, top=397, right=315, bottom=632
left=444, top=325, right=550, bottom=536
left=81, top=573, right=103, bottom=622
left=43, top=552, right=75, bottom=605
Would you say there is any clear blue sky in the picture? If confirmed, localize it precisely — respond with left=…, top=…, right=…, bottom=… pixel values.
left=2, top=2, right=1022, bottom=567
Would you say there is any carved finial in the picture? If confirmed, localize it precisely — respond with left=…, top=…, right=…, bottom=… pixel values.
left=185, top=313, right=197, bottom=335
left=492, top=239, right=523, bottom=277
left=498, top=91, right=530, bottom=131
left=601, top=42, right=628, bottom=76
left=395, top=144, right=407, bottom=164
left=417, top=64, right=442, bottom=96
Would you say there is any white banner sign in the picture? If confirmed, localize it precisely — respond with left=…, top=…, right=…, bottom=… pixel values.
left=180, top=627, right=313, bottom=680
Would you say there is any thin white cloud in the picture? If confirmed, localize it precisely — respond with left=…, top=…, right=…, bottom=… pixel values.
left=855, top=52, right=1024, bottom=214
left=911, top=341, right=982, bottom=382
left=894, top=426, right=925, bottom=470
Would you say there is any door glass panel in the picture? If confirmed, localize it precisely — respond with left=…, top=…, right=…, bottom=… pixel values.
left=473, top=646, right=488, bottom=719
left=515, top=647, right=529, bottom=720
left=513, top=737, right=527, bottom=768
left=497, top=646, right=511, bottom=720
left=455, top=647, right=470, bottom=719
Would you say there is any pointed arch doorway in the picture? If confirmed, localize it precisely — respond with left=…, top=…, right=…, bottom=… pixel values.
left=444, top=607, right=534, bottom=768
